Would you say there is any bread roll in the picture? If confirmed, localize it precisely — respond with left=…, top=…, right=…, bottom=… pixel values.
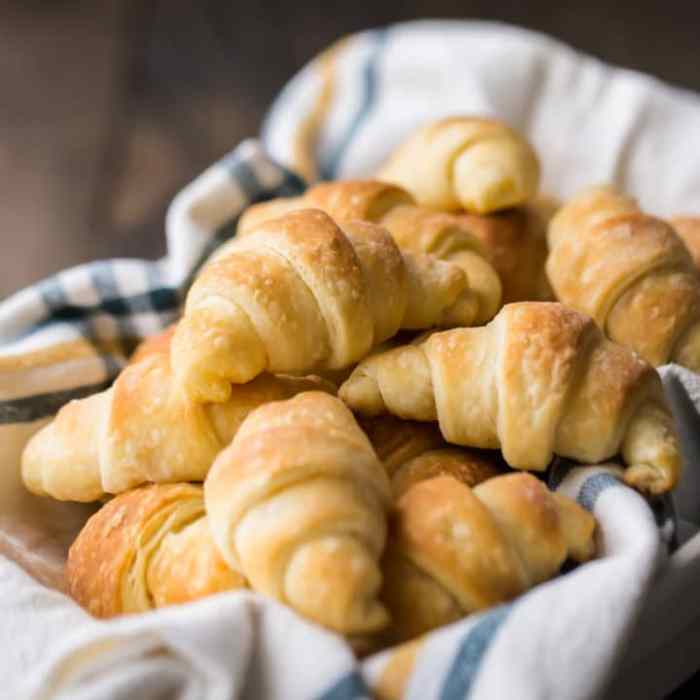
left=66, top=483, right=245, bottom=617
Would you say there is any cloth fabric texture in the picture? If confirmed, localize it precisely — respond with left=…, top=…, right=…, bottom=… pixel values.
left=2, top=19, right=700, bottom=700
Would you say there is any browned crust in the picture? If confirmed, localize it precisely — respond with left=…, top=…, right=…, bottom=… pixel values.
left=305, top=180, right=414, bottom=222
left=392, top=475, right=526, bottom=612
left=458, top=207, right=550, bottom=303
left=238, top=180, right=413, bottom=238
left=392, top=447, right=505, bottom=499
left=237, top=209, right=365, bottom=300
left=547, top=188, right=700, bottom=369
left=205, top=391, right=392, bottom=636
left=206, top=392, right=390, bottom=532
left=241, top=179, right=486, bottom=259
left=359, top=415, right=445, bottom=477
left=147, top=516, right=246, bottom=607
left=360, top=415, right=505, bottom=497
left=66, top=483, right=203, bottom=617
left=383, top=472, right=596, bottom=641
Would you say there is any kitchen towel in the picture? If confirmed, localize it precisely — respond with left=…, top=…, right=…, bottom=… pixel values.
left=3, top=19, right=700, bottom=700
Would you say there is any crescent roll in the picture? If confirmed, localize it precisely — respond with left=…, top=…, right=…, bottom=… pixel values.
left=339, top=302, right=681, bottom=494
left=671, top=217, right=700, bottom=270
left=547, top=186, right=700, bottom=370
left=22, top=339, right=332, bottom=502
left=360, top=415, right=505, bottom=498
left=382, top=473, right=595, bottom=643
left=238, top=180, right=502, bottom=323
left=205, top=391, right=392, bottom=637
left=457, top=199, right=555, bottom=304
left=66, top=483, right=246, bottom=618
left=174, top=209, right=480, bottom=402
left=376, top=116, right=540, bottom=214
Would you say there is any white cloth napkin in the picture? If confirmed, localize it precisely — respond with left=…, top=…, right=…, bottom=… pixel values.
left=3, top=465, right=668, bottom=700
left=3, top=19, right=700, bottom=700
left=264, top=19, right=700, bottom=214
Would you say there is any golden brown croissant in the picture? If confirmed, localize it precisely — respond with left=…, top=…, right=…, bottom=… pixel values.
left=173, top=209, right=481, bottom=402
left=238, top=180, right=502, bottom=323
left=339, top=302, right=681, bottom=494
left=457, top=199, right=555, bottom=304
left=382, top=473, right=595, bottom=643
left=204, top=391, right=392, bottom=637
left=389, top=449, right=505, bottom=501
left=360, top=415, right=505, bottom=498
left=66, top=483, right=246, bottom=618
left=22, top=341, right=332, bottom=502
left=671, top=216, right=700, bottom=270
left=376, top=116, right=540, bottom=214
left=547, top=186, right=700, bottom=370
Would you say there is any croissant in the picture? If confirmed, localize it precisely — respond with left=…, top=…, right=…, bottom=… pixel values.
left=382, top=473, right=595, bottom=643
left=671, top=216, right=700, bottom=270
left=457, top=198, right=555, bottom=303
left=360, top=415, right=505, bottom=498
left=547, top=186, right=700, bottom=370
left=204, top=391, right=392, bottom=637
left=376, top=116, right=540, bottom=214
left=339, top=302, right=681, bottom=494
left=238, top=180, right=502, bottom=323
left=66, top=483, right=246, bottom=618
left=22, top=337, right=331, bottom=501
left=173, top=209, right=481, bottom=402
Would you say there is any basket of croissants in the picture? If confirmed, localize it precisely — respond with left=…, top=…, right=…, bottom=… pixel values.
left=21, top=115, right=697, bottom=657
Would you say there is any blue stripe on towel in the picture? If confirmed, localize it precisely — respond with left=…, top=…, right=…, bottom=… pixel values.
left=37, top=264, right=124, bottom=377
left=577, top=473, right=620, bottom=511
left=439, top=604, right=512, bottom=700
left=37, top=275, right=68, bottom=314
left=183, top=161, right=307, bottom=291
left=222, top=147, right=304, bottom=198
left=316, top=670, right=370, bottom=700
left=319, top=29, right=388, bottom=180
left=223, top=155, right=261, bottom=201
left=17, top=286, right=180, bottom=337
left=275, top=166, right=307, bottom=196
left=89, top=262, right=137, bottom=357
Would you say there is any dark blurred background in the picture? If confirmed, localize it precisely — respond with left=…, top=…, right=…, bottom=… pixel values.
left=2, top=0, right=700, bottom=300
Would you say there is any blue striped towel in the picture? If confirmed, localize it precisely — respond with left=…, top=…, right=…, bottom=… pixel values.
left=3, top=19, right=700, bottom=700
